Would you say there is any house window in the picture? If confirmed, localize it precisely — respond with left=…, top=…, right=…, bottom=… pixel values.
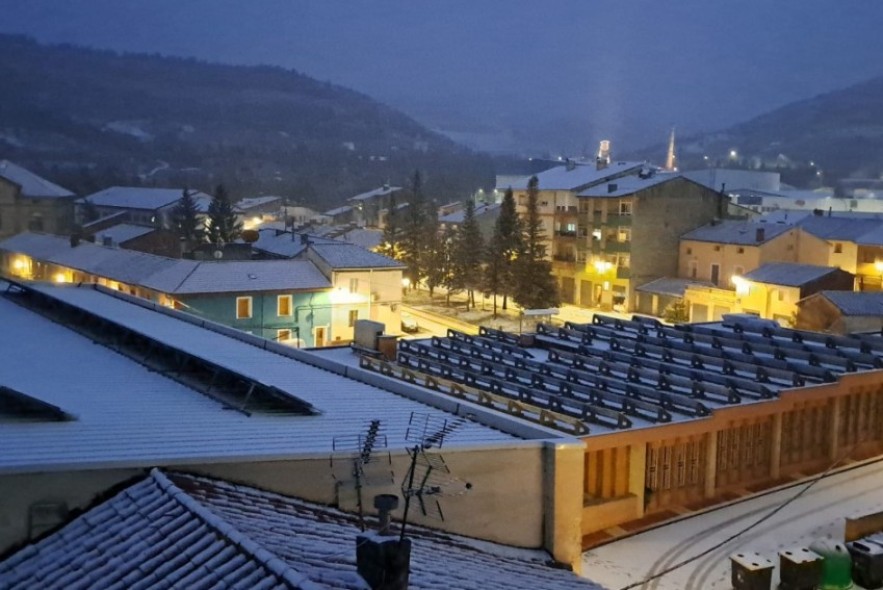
left=619, top=201, right=632, bottom=216
left=277, top=329, right=292, bottom=342
left=737, top=247, right=745, bottom=254
left=348, top=309, right=359, bottom=327
left=685, top=247, right=692, bottom=255
left=689, top=261, right=697, bottom=279
left=713, top=245, right=721, bottom=252
left=833, top=243, right=843, bottom=254
left=277, top=295, right=292, bottom=316
left=236, top=296, right=252, bottom=319
left=778, top=290, right=785, bottom=302
left=616, top=254, right=631, bottom=268
left=349, top=278, right=359, bottom=293
left=710, top=263, right=720, bottom=286
left=617, top=227, right=631, bottom=243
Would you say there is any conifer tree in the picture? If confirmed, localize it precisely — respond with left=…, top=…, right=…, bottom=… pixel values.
left=171, top=187, right=204, bottom=244
left=484, top=188, right=521, bottom=314
left=513, top=176, right=559, bottom=310
left=400, top=170, right=428, bottom=289
left=422, top=214, right=448, bottom=299
left=206, top=184, right=242, bottom=245
left=451, top=199, right=484, bottom=309
left=378, top=192, right=401, bottom=259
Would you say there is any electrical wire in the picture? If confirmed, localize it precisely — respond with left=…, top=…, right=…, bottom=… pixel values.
left=617, top=451, right=851, bottom=590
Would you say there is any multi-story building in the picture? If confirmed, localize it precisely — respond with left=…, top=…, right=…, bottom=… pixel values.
left=0, top=160, right=77, bottom=239
left=512, top=162, right=727, bottom=310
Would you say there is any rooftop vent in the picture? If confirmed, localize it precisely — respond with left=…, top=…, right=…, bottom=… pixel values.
left=755, top=227, right=765, bottom=242
left=607, top=183, right=618, bottom=193
left=357, top=494, right=411, bottom=590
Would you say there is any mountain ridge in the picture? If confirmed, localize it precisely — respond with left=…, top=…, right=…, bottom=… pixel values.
left=0, top=34, right=494, bottom=204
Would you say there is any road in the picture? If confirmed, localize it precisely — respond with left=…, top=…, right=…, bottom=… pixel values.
left=582, top=458, right=883, bottom=590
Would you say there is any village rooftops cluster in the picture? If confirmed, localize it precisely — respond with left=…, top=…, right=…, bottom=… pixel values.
left=0, top=469, right=602, bottom=590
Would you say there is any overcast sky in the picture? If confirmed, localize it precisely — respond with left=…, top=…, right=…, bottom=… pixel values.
left=2, top=0, right=882, bottom=152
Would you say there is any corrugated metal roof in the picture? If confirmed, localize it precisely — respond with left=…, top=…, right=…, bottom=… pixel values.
left=508, top=162, right=644, bottom=191
left=743, top=263, right=841, bottom=287
left=682, top=219, right=795, bottom=245
left=0, top=470, right=604, bottom=590
left=636, top=277, right=715, bottom=297
left=81, top=186, right=211, bottom=211
left=0, top=286, right=519, bottom=473
left=577, top=173, right=679, bottom=198
left=817, top=291, right=883, bottom=317
left=0, top=160, right=74, bottom=198
left=308, top=243, right=404, bottom=270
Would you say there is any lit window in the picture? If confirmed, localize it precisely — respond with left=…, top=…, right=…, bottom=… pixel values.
left=277, top=329, right=292, bottom=341
left=277, top=295, right=292, bottom=316
left=349, top=278, right=359, bottom=293
left=618, top=227, right=631, bottom=242
left=348, top=309, right=359, bottom=327
left=236, top=296, right=252, bottom=319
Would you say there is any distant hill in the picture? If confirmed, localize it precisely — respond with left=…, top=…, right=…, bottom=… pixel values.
left=628, top=76, right=883, bottom=186
left=0, top=35, right=494, bottom=204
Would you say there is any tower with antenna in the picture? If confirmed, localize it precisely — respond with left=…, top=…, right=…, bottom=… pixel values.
left=665, top=127, right=678, bottom=172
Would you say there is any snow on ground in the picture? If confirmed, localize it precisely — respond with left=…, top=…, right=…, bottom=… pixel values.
left=583, top=458, right=883, bottom=590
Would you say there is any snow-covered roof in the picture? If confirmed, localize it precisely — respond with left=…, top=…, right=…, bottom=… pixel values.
left=94, top=223, right=155, bottom=244
left=797, top=215, right=883, bottom=243
left=577, top=173, right=680, bottom=198
left=307, top=243, right=404, bottom=270
left=682, top=219, right=795, bottom=245
left=251, top=229, right=337, bottom=259
left=0, top=470, right=604, bottom=590
left=235, top=195, right=283, bottom=211
left=151, top=260, right=331, bottom=294
left=0, top=284, right=521, bottom=473
left=333, top=228, right=383, bottom=250
left=809, top=291, right=883, bottom=317
left=324, top=205, right=354, bottom=216
left=636, top=277, right=715, bottom=298
left=0, top=233, right=332, bottom=294
left=348, top=185, right=402, bottom=202
left=440, top=203, right=501, bottom=224
left=1, top=232, right=192, bottom=286
left=508, top=162, right=644, bottom=191
left=743, top=263, right=844, bottom=287
left=81, top=186, right=211, bottom=212
left=0, top=160, right=74, bottom=198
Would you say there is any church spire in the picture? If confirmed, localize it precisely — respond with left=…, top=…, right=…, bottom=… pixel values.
left=665, top=127, right=677, bottom=171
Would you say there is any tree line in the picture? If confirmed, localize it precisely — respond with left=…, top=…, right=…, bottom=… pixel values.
left=379, top=171, right=559, bottom=315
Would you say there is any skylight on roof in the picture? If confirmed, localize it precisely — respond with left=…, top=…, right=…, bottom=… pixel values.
left=0, top=385, right=75, bottom=423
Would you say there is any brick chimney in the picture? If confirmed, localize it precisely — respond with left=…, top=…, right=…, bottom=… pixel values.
left=356, top=495, right=411, bottom=590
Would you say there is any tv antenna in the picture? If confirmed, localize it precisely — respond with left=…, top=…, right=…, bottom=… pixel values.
left=399, top=412, right=473, bottom=541
left=331, top=419, right=393, bottom=531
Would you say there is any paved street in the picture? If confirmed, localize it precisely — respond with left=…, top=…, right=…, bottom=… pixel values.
left=582, top=458, right=883, bottom=590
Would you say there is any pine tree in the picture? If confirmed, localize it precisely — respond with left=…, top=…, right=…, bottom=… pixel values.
left=206, top=184, right=242, bottom=245
left=400, top=170, right=428, bottom=289
left=422, top=214, right=448, bottom=299
left=514, top=176, right=559, bottom=310
left=171, top=187, right=204, bottom=244
left=378, top=192, right=401, bottom=259
left=450, top=199, right=484, bottom=309
left=484, top=188, right=521, bottom=315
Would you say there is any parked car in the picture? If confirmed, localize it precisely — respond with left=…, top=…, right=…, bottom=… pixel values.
left=401, top=314, right=419, bottom=333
